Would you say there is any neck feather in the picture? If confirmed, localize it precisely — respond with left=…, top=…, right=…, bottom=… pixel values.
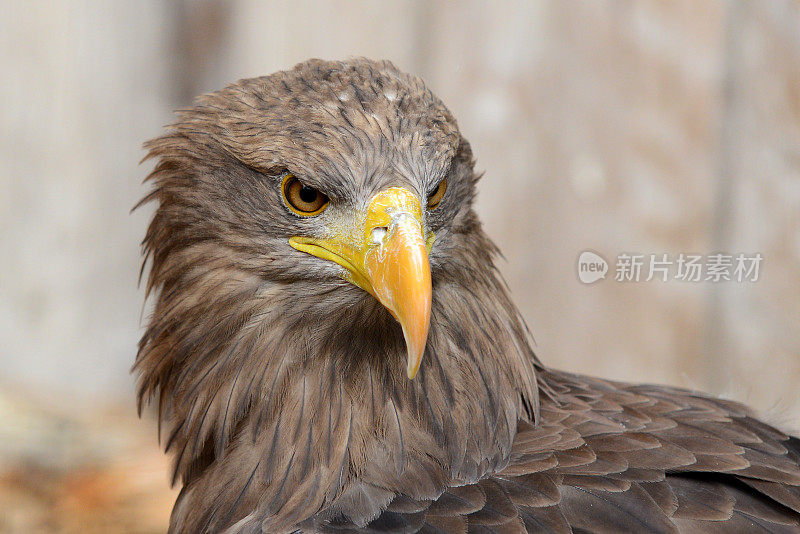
left=136, top=246, right=539, bottom=531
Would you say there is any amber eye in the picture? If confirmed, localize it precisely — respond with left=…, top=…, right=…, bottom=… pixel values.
left=427, top=178, right=447, bottom=209
left=282, top=174, right=329, bottom=216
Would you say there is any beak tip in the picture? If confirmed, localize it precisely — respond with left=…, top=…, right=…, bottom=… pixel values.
left=404, top=341, right=425, bottom=380
left=406, top=360, right=420, bottom=380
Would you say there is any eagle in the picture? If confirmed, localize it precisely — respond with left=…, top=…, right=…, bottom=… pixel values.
left=135, top=58, right=800, bottom=533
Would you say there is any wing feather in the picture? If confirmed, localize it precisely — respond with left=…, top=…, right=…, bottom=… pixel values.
left=305, top=368, right=800, bottom=532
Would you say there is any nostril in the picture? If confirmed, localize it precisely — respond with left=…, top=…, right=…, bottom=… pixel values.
left=371, top=226, right=388, bottom=244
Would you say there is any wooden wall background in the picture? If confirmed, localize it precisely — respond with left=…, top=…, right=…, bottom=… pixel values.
left=1, top=1, right=799, bottom=531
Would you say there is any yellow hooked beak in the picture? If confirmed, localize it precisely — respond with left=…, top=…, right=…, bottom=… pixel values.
left=289, top=187, right=433, bottom=379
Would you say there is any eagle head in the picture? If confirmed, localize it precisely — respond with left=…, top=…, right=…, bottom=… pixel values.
left=135, top=58, right=538, bottom=532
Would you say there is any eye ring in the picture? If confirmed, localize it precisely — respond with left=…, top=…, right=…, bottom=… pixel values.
left=282, top=174, right=329, bottom=216
left=427, top=178, right=447, bottom=209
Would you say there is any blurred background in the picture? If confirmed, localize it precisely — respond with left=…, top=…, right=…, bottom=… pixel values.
left=1, top=1, right=799, bottom=532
